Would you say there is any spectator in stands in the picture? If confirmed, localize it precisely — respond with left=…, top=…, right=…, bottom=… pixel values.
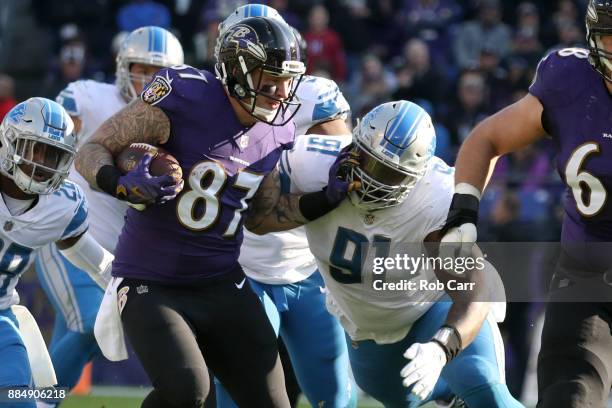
left=442, top=69, right=489, bottom=145
left=542, top=0, right=581, bottom=47
left=346, top=53, right=396, bottom=117
left=512, top=2, right=544, bottom=67
left=304, top=4, right=347, bottom=82
left=391, top=38, right=447, bottom=107
left=41, top=40, right=87, bottom=99
left=477, top=47, right=509, bottom=112
left=546, top=20, right=584, bottom=53
left=194, top=1, right=247, bottom=71
left=271, top=0, right=302, bottom=32
left=116, top=0, right=172, bottom=32
left=453, top=0, right=512, bottom=69
left=0, top=74, right=16, bottom=120
left=397, top=0, right=463, bottom=65
left=491, top=144, right=553, bottom=193
left=515, top=2, right=541, bottom=42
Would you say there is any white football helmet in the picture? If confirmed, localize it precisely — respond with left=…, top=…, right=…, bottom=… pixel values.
left=348, top=100, right=436, bottom=210
left=116, top=26, right=184, bottom=101
left=0, top=97, right=76, bottom=195
left=214, top=4, right=286, bottom=76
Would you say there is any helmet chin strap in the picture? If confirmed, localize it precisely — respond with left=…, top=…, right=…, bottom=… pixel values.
left=252, top=105, right=278, bottom=122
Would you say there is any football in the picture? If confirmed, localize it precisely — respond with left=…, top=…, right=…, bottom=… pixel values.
left=115, top=143, right=182, bottom=183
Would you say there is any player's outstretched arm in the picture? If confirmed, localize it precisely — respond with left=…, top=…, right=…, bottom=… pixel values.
left=244, top=168, right=307, bottom=234
left=56, top=231, right=114, bottom=289
left=245, top=148, right=360, bottom=235
left=401, top=232, right=492, bottom=402
left=432, top=236, right=491, bottom=348
left=440, top=93, right=548, bottom=249
left=75, top=99, right=170, bottom=190
left=454, top=93, right=546, bottom=193
left=306, top=118, right=350, bottom=136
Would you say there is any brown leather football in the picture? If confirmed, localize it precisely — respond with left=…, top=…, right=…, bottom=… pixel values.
left=115, top=143, right=182, bottom=183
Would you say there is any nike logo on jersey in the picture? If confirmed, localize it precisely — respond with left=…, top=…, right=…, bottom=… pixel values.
left=235, top=278, right=246, bottom=290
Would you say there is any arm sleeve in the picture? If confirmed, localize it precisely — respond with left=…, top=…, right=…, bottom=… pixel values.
left=422, top=160, right=456, bottom=237
left=60, top=189, right=89, bottom=240
left=58, top=231, right=114, bottom=288
left=56, top=82, right=81, bottom=117
left=294, top=76, right=350, bottom=135
left=284, top=134, right=352, bottom=193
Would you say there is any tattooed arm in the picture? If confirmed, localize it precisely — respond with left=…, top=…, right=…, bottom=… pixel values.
left=244, top=147, right=360, bottom=234
left=244, top=169, right=308, bottom=235
left=75, top=99, right=171, bottom=189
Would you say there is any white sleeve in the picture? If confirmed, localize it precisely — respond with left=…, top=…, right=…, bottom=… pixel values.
left=59, top=183, right=89, bottom=240
left=422, top=159, right=455, bottom=236
left=59, top=231, right=114, bottom=288
left=56, top=81, right=82, bottom=117
left=282, top=134, right=352, bottom=194
left=294, top=76, right=350, bottom=135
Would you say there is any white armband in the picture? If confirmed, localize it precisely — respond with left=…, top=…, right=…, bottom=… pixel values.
left=455, top=182, right=482, bottom=200
left=59, top=231, right=114, bottom=288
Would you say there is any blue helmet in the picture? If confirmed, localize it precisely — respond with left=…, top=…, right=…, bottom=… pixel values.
left=348, top=100, right=436, bottom=210
left=115, top=26, right=184, bottom=101
left=0, top=98, right=76, bottom=194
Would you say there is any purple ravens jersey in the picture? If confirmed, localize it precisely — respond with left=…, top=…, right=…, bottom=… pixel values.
left=112, top=66, right=295, bottom=283
left=530, top=48, right=612, bottom=242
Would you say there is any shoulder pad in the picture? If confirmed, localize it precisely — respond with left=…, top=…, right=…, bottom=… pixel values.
left=529, top=48, right=591, bottom=109
left=141, top=66, right=213, bottom=107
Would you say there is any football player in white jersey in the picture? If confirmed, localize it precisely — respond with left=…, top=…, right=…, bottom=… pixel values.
left=288, top=100, right=524, bottom=407
left=34, top=26, right=184, bottom=392
left=0, top=98, right=113, bottom=408
left=212, top=4, right=357, bottom=408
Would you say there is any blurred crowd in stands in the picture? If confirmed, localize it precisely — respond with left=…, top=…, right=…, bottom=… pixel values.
left=0, top=0, right=585, bottom=400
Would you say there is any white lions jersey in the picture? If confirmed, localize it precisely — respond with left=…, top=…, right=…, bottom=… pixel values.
left=240, top=134, right=352, bottom=284
left=0, top=181, right=88, bottom=309
left=296, top=155, right=455, bottom=344
left=239, top=75, right=350, bottom=284
left=57, top=80, right=128, bottom=252
left=293, top=75, right=350, bottom=136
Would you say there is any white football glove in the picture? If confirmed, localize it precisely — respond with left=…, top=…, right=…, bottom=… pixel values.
left=401, top=341, right=447, bottom=402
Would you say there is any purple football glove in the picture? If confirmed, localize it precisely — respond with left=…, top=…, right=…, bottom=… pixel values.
left=325, top=146, right=361, bottom=205
left=116, top=153, right=184, bottom=205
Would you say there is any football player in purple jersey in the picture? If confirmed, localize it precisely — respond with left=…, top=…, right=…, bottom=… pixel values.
left=75, top=17, right=359, bottom=408
left=439, top=1, right=612, bottom=407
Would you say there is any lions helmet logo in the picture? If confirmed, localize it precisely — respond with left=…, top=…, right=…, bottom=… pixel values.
left=142, top=75, right=172, bottom=106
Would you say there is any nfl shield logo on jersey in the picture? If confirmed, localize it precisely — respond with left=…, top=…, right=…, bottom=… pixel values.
left=3, top=221, right=13, bottom=231
left=238, top=134, right=249, bottom=149
left=142, top=75, right=172, bottom=105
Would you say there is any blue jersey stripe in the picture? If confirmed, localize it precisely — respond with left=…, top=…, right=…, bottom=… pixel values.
left=62, top=199, right=88, bottom=239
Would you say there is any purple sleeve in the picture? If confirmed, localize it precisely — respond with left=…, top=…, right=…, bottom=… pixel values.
left=529, top=50, right=580, bottom=110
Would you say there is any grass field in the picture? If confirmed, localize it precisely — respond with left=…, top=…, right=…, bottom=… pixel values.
left=59, top=395, right=388, bottom=408
left=58, top=394, right=442, bottom=408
